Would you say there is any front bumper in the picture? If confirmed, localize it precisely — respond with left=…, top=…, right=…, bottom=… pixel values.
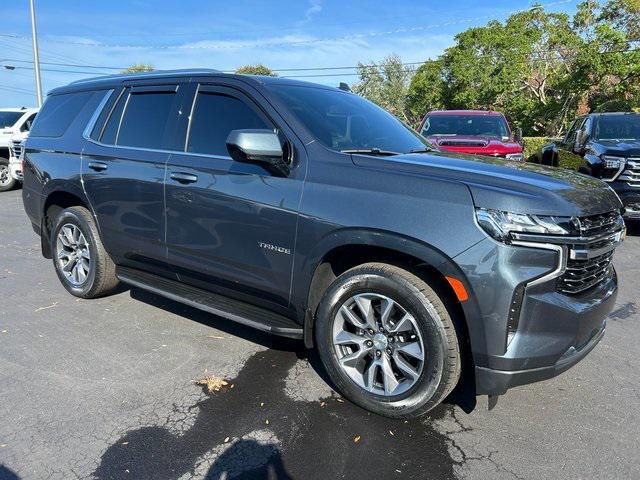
left=456, top=228, right=620, bottom=396
left=9, top=156, right=22, bottom=181
left=475, top=322, right=606, bottom=395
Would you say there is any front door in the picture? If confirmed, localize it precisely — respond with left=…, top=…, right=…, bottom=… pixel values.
left=164, top=84, right=305, bottom=308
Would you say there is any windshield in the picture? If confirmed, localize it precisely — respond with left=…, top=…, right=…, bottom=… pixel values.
left=0, top=111, right=23, bottom=128
left=595, top=115, right=640, bottom=141
left=267, top=85, right=432, bottom=153
left=421, top=114, right=509, bottom=139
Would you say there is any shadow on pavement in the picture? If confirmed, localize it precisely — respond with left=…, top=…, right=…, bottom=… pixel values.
left=0, top=465, right=20, bottom=480
left=94, top=288, right=461, bottom=480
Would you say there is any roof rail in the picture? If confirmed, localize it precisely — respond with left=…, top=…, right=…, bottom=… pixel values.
left=69, top=68, right=222, bottom=85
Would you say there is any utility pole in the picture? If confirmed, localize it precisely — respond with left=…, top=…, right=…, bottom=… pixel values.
left=29, top=0, right=43, bottom=107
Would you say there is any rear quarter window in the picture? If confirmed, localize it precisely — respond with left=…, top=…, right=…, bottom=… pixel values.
left=30, top=91, right=94, bottom=138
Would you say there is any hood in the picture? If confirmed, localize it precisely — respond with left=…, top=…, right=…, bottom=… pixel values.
left=426, top=135, right=522, bottom=156
left=592, top=139, right=640, bottom=157
left=352, top=151, right=622, bottom=217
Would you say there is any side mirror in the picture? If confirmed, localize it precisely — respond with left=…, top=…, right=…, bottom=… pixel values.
left=226, top=129, right=289, bottom=176
left=514, top=127, right=523, bottom=144
left=574, top=129, right=586, bottom=153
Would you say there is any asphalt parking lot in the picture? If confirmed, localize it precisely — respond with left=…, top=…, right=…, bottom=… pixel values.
left=0, top=188, right=639, bottom=480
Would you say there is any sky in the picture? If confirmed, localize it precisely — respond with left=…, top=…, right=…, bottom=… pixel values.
left=0, top=0, right=578, bottom=107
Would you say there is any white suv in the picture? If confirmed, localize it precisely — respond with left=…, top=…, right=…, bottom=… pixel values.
left=1, top=108, right=39, bottom=191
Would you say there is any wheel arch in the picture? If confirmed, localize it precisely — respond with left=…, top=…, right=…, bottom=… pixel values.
left=298, top=229, right=479, bottom=410
left=40, top=187, right=95, bottom=259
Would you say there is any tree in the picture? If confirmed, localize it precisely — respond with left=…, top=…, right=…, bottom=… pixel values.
left=403, top=0, right=640, bottom=135
left=352, top=54, right=417, bottom=126
left=121, top=63, right=154, bottom=74
left=235, top=64, right=278, bottom=76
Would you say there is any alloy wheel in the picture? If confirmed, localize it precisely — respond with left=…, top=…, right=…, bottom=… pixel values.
left=0, top=164, right=11, bottom=187
left=332, top=293, right=425, bottom=396
left=56, top=224, right=92, bottom=286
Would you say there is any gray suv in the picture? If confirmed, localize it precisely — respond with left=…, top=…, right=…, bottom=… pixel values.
left=21, top=70, right=624, bottom=417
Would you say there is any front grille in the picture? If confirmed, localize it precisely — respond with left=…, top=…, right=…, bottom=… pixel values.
left=619, top=158, right=640, bottom=187
left=438, top=140, right=487, bottom=147
left=575, top=211, right=620, bottom=237
left=558, top=251, right=615, bottom=294
left=9, top=140, right=23, bottom=159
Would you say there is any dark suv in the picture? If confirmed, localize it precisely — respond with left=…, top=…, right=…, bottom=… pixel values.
left=22, top=70, right=625, bottom=418
left=534, top=112, right=640, bottom=219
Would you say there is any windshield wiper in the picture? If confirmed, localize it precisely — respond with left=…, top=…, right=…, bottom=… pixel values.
left=409, top=146, right=438, bottom=154
left=341, top=148, right=401, bottom=156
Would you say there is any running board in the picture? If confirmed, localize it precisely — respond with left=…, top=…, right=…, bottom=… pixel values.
left=116, top=267, right=303, bottom=339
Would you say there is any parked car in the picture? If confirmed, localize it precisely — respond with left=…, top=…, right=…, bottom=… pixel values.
left=532, top=112, right=640, bottom=220
left=0, top=107, right=38, bottom=191
left=418, top=110, right=524, bottom=160
left=22, top=70, right=625, bottom=418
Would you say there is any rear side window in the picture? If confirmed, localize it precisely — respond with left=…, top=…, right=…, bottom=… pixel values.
left=99, top=91, right=128, bottom=145
left=30, top=91, right=93, bottom=137
left=117, top=90, right=177, bottom=149
left=187, top=91, right=270, bottom=156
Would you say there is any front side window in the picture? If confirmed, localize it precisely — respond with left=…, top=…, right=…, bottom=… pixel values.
left=421, top=114, right=509, bottom=139
left=0, top=112, right=23, bottom=128
left=116, top=90, right=177, bottom=149
left=595, top=115, right=640, bottom=141
left=20, top=113, right=37, bottom=132
left=187, top=91, right=270, bottom=156
left=267, top=84, right=430, bottom=154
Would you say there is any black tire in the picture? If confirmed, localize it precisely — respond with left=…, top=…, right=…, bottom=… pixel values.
left=0, top=157, right=17, bottom=192
left=315, top=263, right=461, bottom=418
left=51, top=206, right=119, bottom=298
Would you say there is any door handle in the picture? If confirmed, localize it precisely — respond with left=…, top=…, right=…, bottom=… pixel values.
left=88, top=161, right=108, bottom=172
left=170, top=172, right=198, bottom=184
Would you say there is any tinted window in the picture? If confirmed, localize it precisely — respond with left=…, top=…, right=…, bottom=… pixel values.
left=595, top=115, right=640, bottom=141
left=421, top=114, right=509, bottom=139
left=187, top=92, right=270, bottom=156
left=30, top=91, right=93, bottom=137
left=267, top=85, right=430, bottom=153
left=99, top=90, right=128, bottom=144
left=0, top=111, right=23, bottom=128
left=117, top=91, right=176, bottom=149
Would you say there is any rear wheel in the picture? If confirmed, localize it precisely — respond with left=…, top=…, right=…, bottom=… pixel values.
left=51, top=206, right=119, bottom=298
left=0, top=157, right=16, bottom=192
left=315, top=263, right=461, bottom=418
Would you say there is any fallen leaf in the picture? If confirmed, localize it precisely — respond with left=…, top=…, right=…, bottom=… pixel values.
left=1, top=330, right=7, bottom=334
left=336, top=398, right=344, bottom=403
left=395, top=469, right=402, bottom=473
left=230, top=384, right=235, bottom=389
left=389, top=430, right=395, bottom=436
left=320, top=402, right=326, bottom=408
left=354, top=435, right=361, bottom=443
left=0, top=444, right=7, bottom=448
left=265, top=419, right=270, bottom=425
left=224, top=437, right=230, bottom=443
left=121, top=442, right=129, bottom=445
left=196, top=376, right=229, bottom=394
left=207, top=335, right=225, bottom=339
left=260, top=402, right=265, bottom=407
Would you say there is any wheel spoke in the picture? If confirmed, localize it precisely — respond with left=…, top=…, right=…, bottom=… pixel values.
left=339, top=305, right=367, bottom=330
left=380, top=355, right=400, bottom=395
left=354, top=295, right=377, bottom=331
left=365, top=360, right=379, bottom=392
left=62, top=258, right=76, bottom=272
left=339, top=347, right=369, bottom=369
left=393, top=351, right=419, bottom=380
left=334, top=330, right=366, bottom=347
left=380, top=297, right=395, bottom=329
left=396, top=341, right=424, bottom=361
left=387, top=313, right=414, bottom=334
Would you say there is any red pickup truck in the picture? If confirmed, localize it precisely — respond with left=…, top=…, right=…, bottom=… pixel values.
left=419, top=110, right=524, bottom=161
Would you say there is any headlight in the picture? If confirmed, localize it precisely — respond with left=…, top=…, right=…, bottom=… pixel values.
left=475, top=208, right=575, bottom=241
left=505, top=153, right=525, bottom=161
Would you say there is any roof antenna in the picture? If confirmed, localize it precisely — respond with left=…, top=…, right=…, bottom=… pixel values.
left=339, top=82, right=351, bottom=92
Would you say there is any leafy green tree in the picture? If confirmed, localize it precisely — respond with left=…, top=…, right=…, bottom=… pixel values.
left=406, top=60, right=445, bottom=121
left=235, top=64, right=278, bottom=76
left=121, top=63, right=154, bottom=74
left=352, top=54, right=417, bottom=126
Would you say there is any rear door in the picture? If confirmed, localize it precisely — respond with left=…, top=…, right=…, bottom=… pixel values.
left=82, top=83, right=187, bottom=275
left=164, top=82, right=306, bottom=308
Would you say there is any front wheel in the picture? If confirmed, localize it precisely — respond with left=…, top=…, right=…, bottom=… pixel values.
left=51, top=206, right=119, bottom=298
left=0, top=158, right=17, bottom=192
left=315, top=263, right=461, bottom=418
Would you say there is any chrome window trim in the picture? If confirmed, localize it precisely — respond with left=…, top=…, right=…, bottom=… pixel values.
left=82, top=89, right=115, bottom=140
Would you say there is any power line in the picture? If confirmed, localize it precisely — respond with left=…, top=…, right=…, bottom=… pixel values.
left=0, top=58, right=125, bottom=70
left=0, top=0, right=577, bottom=51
